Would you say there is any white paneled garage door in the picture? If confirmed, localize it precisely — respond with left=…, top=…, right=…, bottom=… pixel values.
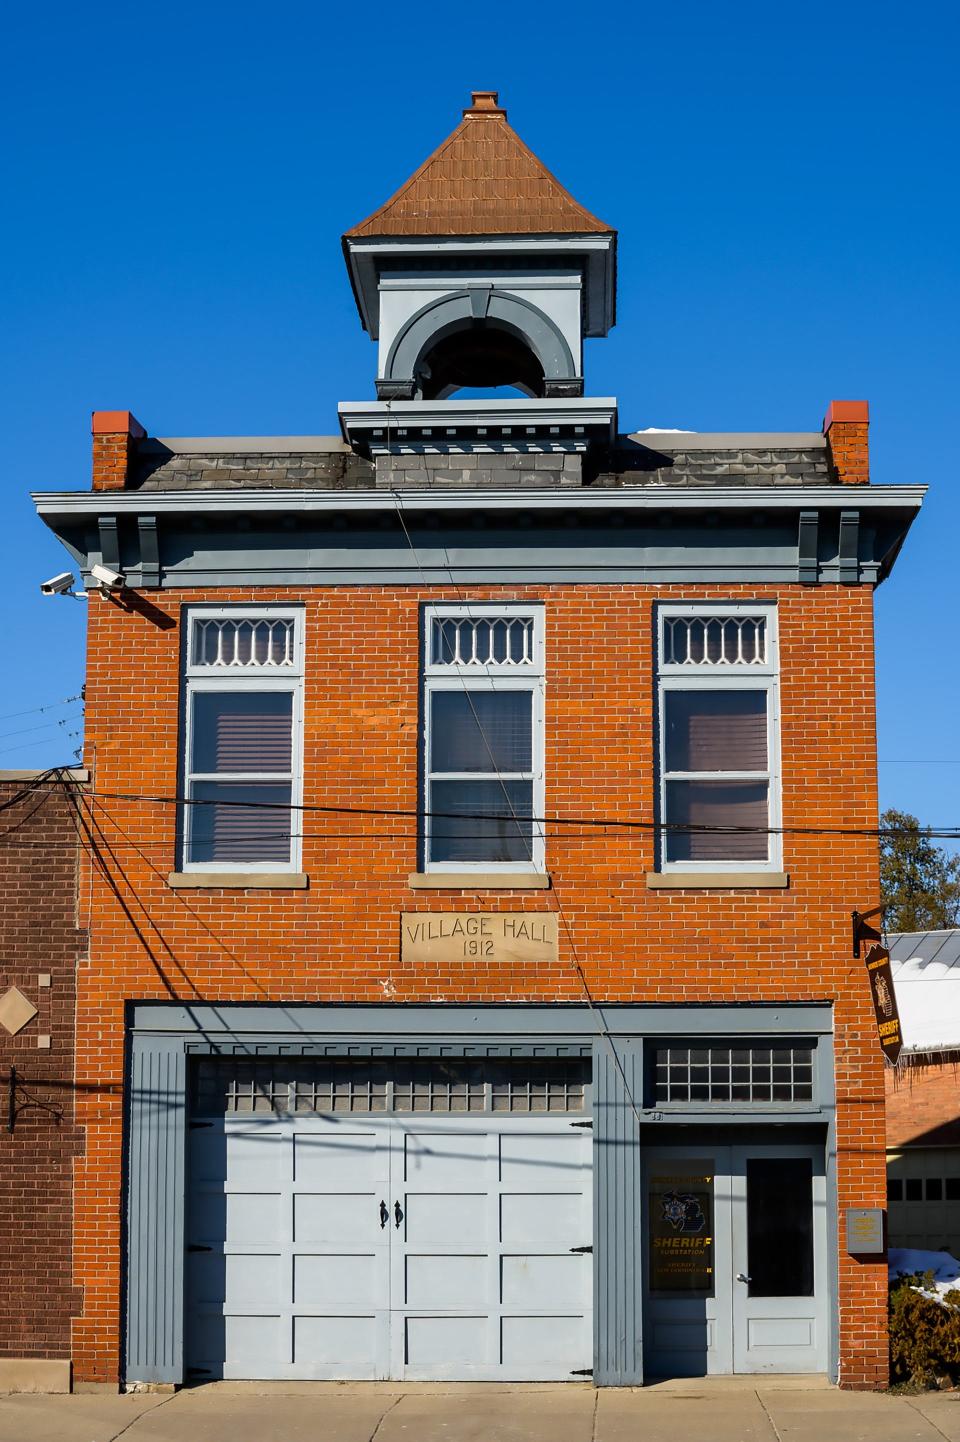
left=185, top=1058, right=593, bottom=1381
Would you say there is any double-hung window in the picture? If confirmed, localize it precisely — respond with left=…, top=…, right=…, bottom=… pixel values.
left=657, top=604, right=780, bottom=871
left=423, top=604, right=545, bottom=872
left=180, top=607, right=303, bottom=872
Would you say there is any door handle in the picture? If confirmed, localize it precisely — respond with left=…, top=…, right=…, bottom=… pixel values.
left=736, top=1272, right=752, bottom=1283
left=394, top=1200, right=404, bottom=1229
left=379, top=1200, right=389, bottom=1229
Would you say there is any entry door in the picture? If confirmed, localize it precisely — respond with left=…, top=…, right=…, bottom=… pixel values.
left=643, top=1147, right=733, bottom=1375
left=643, top=1142, right=827, bottom=1377
left=730, top=1143, right=827, bottom=1373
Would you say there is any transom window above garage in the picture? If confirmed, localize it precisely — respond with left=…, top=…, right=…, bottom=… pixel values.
left=650, top=1042, right=815, bottom=1105
left=192, top=1056, right=589, bottom=1115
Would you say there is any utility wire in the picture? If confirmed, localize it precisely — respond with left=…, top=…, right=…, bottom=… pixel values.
left=389, top=477, right=647, bottom=1127
left=0, top=694, right=82, bottom=725
left=51, top=787, right=960, bottom=841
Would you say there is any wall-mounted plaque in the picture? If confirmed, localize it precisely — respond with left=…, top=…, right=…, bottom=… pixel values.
left=846, top=1208, right=885, bottom=1255
left=401, top=912, right=558, bottom=966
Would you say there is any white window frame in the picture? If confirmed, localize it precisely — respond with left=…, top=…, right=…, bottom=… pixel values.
left=180, top=606, right=304, bottom=873
left=423, top=603, right=545, bottom=874
left=657, top=602, right=781, bottom=873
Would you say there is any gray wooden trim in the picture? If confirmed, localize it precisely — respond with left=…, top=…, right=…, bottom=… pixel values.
left=33, top=483, right=926, bottom=516
left=838, top=511, right=860, bottom=585
left=97, top=515, right=120, bottom=571
left=798, top=510, right=819, bottom=584
left=593, top=1037, right=643, bottom=1384
left=128, top=1002, right=835, bottom=1036
left=126, top=1037, right=186, bottom=1384
left=383, top=290, right=577, bottom=387
left=137, top=515, right=160, bottom=586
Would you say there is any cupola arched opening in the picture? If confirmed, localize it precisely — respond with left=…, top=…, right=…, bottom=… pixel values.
left=380, top=289, right=582, bottom=401
left=415, top=318, right=545, bottom=399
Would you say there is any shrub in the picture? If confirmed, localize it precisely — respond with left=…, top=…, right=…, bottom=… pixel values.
left=890, top=1273, right=960, bottom=1388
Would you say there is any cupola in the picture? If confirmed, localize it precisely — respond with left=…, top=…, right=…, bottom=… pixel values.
left=338, top=92, right=618, bottom=476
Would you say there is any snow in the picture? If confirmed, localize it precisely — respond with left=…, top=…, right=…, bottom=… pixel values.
left=889, top=1248, right=960, bottom=1305
left=890, top=955, right=960, bottom=1054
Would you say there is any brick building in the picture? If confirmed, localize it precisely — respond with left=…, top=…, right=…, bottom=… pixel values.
left=34, top=92, right=924, bottom=1389
left=0, top=771, right=86, bottom=1392
left=886, top=931, right=960, bottom=1254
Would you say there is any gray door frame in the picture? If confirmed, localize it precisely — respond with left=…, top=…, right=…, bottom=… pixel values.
left=123, top=1002, right=835, bottom=1386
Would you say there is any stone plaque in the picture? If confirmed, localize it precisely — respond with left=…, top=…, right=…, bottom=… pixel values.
left=401, top=912, right=558, bottom=965
left=846, top=1208, right=885, bottom=1255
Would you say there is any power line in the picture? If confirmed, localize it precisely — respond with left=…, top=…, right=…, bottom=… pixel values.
left=0, top=713, right=83, bottom=746
left=12, top=774, right=960, bottom=841
left=70, top=788, right=960, bottom=841
left=0, top=694, right=82, bottom=725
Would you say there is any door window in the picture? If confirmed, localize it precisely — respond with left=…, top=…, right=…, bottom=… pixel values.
left=745, top=1157, right=814, bottom=1297
left=648, top=1168, right=715, bottom=1294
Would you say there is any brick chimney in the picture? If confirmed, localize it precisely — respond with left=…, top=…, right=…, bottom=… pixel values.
left=92, top=410, right=145, bottom=491
left=823, top=400, right=869, bottom=485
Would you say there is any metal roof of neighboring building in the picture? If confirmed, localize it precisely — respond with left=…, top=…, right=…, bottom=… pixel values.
left=343, top=91, right=613, bottom=240
left=889, top=930, right=960, bottom=1054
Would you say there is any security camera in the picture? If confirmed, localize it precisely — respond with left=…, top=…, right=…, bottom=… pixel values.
left=90, top=563, right=125, bottom=590
left=40, top=571, right=78, bottom=596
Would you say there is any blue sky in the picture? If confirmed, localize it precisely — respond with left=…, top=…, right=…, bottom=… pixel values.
left=2, top=0, right=957, bottom=829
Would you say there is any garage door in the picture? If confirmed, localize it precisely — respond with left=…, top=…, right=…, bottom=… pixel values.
left=185, top=1057, right=593, bottom=1381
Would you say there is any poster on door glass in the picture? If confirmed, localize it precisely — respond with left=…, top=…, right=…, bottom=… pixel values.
left=648, top=1171, right=714, bottom=1293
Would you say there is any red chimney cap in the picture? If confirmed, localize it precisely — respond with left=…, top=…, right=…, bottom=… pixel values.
left=823, top=400, right=869, bottom=431
left=463, top=90, right=507, bottom=118
left=92, top=410, right=146, bottom=438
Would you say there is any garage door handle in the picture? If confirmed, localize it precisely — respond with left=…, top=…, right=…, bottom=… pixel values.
left=394, top=1200, right=404, bottom=1229
left=379, top=1200, right=389, bottom=1229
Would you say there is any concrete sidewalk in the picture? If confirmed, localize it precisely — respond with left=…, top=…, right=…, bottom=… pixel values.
left=3, top=1378, right=960, bottom=1442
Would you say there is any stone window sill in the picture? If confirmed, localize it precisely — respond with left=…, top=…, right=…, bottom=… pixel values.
left=646, top=871, right=789, bottom=890
left=408, top=872, right=552, bottom=891
left=167, top=872, right=309, bottom=891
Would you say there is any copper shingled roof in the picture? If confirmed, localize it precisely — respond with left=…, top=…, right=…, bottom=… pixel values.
left=344, top=91, right=613, bottom=239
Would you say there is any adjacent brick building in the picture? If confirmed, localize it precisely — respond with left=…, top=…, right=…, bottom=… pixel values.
left=34, top=92, right=924, bottom=1390
left=0, top=772, right=85, bottom=1392
left=886, top=931, right=960, bottom=1255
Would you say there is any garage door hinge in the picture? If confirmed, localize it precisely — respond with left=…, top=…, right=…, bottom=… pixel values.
left=570, top=1368, right=593, bottom=1376
left=189, top=1121, right=213, bottom=1129
left=187, top=1245, right=212, bottom=1253
left=570, top=1120, right=592, bottom=1128
left=569, top=1245, right=592, bottom=1253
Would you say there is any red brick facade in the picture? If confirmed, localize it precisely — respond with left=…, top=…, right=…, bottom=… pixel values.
left=0, top=777, right=84, bottom=1367
left=71, top=581, right=889, bottom=1388
left=886, top=1060, right=960, bottom=1149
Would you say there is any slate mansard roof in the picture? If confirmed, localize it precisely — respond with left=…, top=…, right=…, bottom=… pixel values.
left=129, top=433, right=831, bottom=492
